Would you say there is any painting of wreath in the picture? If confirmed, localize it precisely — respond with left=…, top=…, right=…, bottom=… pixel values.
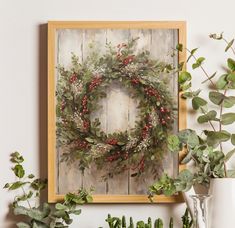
left=55, top=29, right=178, bottom=195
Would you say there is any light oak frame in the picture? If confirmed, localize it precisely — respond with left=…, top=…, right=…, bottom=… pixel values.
left=48, top=21, right=187, bottom=203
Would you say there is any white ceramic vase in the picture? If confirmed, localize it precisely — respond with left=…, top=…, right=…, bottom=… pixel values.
left=209, top=178, right=235, bottom=228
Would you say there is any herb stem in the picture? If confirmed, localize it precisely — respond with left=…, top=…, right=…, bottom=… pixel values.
left=21, top=185, right=32, bottom=209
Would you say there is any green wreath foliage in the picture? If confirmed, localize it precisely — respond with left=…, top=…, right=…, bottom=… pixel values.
left=56, top=38, right=175, bottom=179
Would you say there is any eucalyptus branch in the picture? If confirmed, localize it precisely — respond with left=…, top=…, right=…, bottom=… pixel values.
left=186, top=48, right=218, bottom=91
left=200, top=106, right=217, bottom=132
left=20, top=185, right=32, bottom=209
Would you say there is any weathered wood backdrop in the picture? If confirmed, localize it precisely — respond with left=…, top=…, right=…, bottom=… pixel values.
left=55, top=28, right=178, bottom=195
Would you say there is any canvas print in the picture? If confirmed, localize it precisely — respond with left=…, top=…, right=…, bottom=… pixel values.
left=48, top=22, right=186, bottom=203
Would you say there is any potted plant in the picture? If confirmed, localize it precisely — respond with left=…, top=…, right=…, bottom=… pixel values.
left=149, top=33, right=235, bottom=228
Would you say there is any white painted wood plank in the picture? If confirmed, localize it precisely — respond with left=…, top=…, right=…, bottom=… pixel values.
left=105, top=29, right=130, bottom=194
left=82, top=29, right=107, bottom=194
left=56, top=29, right=84, bottom=194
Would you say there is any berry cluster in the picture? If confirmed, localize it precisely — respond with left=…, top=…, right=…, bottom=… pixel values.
left=69, top=73, right=77, bottom=83
left=142, top=123, right=153, bottom=139
left=106, top=138, right=118, bottom=145
left=81, top=95, right=88, bottom=114
left=83, top=120, right=90, bottom=130
left=106, top=151, right=129, bottom=162
left=131, top=77, right=140, bottom=85
left=74, top=139, right=88, bottom=149
left=88, top=76, right=102, bottom=91
left=61, top=100, right=66, bottom=111
left=123, top=55, right=135, bottom=65
left=144, top=87, right=161, bottom=101
left=159, top=107, right=171, bottom=125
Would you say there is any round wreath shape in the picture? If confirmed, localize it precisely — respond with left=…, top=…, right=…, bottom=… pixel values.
left=57, top=38, right=175, bottom=179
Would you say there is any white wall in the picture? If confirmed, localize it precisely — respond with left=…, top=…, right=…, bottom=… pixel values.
left=1, top=0, right=235, bottom=227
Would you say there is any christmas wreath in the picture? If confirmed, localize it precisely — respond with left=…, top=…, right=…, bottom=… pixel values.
left=56, top=38, right=175, bottom=179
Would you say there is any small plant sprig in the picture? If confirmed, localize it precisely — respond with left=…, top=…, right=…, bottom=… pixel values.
left=4, top=152, right=93, bottom=228
left=149, top=33, right=235, bottom=199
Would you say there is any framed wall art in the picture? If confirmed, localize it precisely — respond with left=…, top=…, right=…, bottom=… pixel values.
left=48, top=21, right=186, bottom=203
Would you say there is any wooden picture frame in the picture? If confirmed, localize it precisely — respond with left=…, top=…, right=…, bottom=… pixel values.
left=48, top=21, right=186, bottom=203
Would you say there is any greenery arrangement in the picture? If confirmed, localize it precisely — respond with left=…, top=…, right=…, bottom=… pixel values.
left=57, top=37, right=176, bottom=179
left=103, top=209, right=192, bottom=228
left=149, top=33, right=235, bottom=196
left=3, top=152, right=93, bottom=228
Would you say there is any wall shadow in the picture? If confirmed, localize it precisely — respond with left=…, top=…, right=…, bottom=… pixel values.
left=38, top=23, right=48, bottom=204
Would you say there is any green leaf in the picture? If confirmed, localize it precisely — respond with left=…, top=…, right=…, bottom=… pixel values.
left=180, top=82, right=191, bottom=91
left=9, top=181, right=28, bottom=190
left=55, top=203, right=68, bottom=210
left=231, top=134, right=235, bottom=145
left=209, top=91, right=224, bottom=105
left=221, top=113, right=235, bottom=125
left=187, top=48, right=198, bottom=62
left=10, top=152, right=24, bottom=163
left=72, top=209, right=82, bottom=215
left=228, top=58, right=235, bottom=71
left=224, top=96, right=235, bottom=108
left=216, top=74, right=228, bottom=89
left=197, top=110, right=218, bottom=123
left=225, top=39, right=234, bottom=52
left=179, top=71, right=191, bottom=84
left=85, top=137, right=94, bottom=143
left=181, top=89, right=201, bottom=99
left=192, top=57, right=205, bottom=69
left=192, top=96, right=207, bottom=110
left=205, top=130, right=231, bottom=147
left=178, top=129, right=199, bottom=148
left=176, top=43, right=183, bottom=52
left=227, top=73, right=235, bottom=89
left=16, top=222, right=31, bottom=228
left=28, top=174, right=35, bottom=179
left=3, top=183, right=10, bottom=189
left=30, top=179, right=47, bottom=191
left=167, top=135, right=180, bottom=152
left=13, top=164, right=25, bottom=178
left=224, top=148, right=235, bottom=162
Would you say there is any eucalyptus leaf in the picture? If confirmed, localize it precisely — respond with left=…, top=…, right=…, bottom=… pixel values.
left=179, top=71, right=191, bottom=84
left=55, top=203, right=68, bottom=211
left=224, top=148, right=235, bottom=162
left=192, top=57, right=205, bottom=69
left=224, top=96, right=235, bottom=108
left=225, top=39, right=234, bottom=52
left=209, top=91, right=224, bottom=105
left=221, top=113, right=235, bottom=125
left=216, top=74, right=228, bottom=89
left=231, top=134, right=235, bottom=145
left=192, top=96, right=207, bottom=110
left=9, top=181, right=28, bottom=190
left=13, top=164, right=25, bottom=178
left=205, top=130, right=231, bottom=147
left=228, top=58, right=235, bottom=71
left=197, top=110, right=218, bottom=123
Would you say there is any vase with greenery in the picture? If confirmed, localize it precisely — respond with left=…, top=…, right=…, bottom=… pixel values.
left=3, top=152, right=93, bottom=228
left=149, top=33, right=235, bottom=228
